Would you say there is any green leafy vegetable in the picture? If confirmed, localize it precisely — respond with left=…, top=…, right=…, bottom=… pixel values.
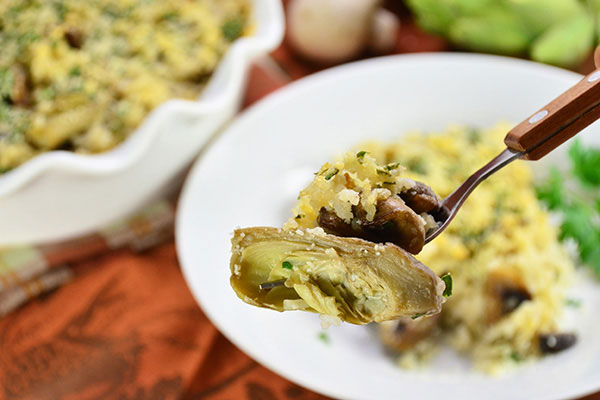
left=0, top=67, right=14, bottom=100
left=407, top=158, right=427, bottom=174
left=537, top=140, right=600, bottom=276
left=565, top=298, right=582, bottom=308
left=536, top=168, right=565, bottom=210
left=384, top=162, right=401, bottom=172
left=317, top=332, right=330, bottom=344
left=69, top=66, right=81, bottom=77
left=282, top=261, right=293, bottom=270
left=356, top=150, right=367, bottom=160
left=510, top=351, right=522, bottom=362
left=222, top=18, right=244, bottom=41
left=569, top=139, right=600, bottom=187
left=441, top=273, right=453, bottom=297
left=324, top=168, right=339, bottom=180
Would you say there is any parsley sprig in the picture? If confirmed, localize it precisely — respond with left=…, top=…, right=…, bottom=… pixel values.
left=537, top=139, right=600, bottom=276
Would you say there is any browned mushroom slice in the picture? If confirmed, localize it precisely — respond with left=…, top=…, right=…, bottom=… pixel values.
left=230, top=227, right=446, bottom=325
left=317, top=196, right=426, bottom=254
left=65, top=27, right=85, bottom=49
left=399, top=181, right=442, bottom=214
left=358, top=197, right=426, bottom=254
left=539, top=333, right=577, bottom=354
left=10, top=65, right=30, bottom=106
left=485, top=268, right=532, bottom=324
left=379, top=313, right=441, bottom=351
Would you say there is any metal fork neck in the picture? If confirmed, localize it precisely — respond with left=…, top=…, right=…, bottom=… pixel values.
left=424, top=147, right=523, bottom=244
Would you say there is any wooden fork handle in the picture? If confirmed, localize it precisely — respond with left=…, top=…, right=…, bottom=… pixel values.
left=505, top=68, right=600, bottom=160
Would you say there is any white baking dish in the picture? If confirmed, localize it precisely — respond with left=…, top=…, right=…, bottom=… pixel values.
left=0, top=0, right=284, bottom=246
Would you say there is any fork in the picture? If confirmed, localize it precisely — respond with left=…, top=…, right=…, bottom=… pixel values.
left=425, top=53, right=600, bottom=243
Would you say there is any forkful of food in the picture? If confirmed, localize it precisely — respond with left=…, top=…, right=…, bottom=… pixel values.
left=229, top=49, right=600, bottom=325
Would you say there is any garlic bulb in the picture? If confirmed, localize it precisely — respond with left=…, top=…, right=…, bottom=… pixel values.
left=369, top=8, right=400, bottom=54
left=287, top=0, right=382, bottom=64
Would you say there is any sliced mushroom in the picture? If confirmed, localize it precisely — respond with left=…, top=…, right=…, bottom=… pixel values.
left=230, top=227, right=446, bottom=325
left=379, top=313, right=441, bottom=351
left=399, top=181, right=442, bottom=214
left=486, top=268, right=532, bottom=324
left=539, top=333, right=577, bottom=354
left=64, top=27, right=84, bottom=49
left=358, top=196, right=426, bottom=254
left=317, top=196, right=426, bottom=254
left=317, top=207, right=358, bottom=238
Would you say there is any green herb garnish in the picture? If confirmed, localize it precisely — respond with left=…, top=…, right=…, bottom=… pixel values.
left=537, top=140, right=600, bottom=276
left=0, top=68, right=14, bottom=100
left=565, top=298, right=582, bottom=308
left=569, top=139, right=600, bottom=187
left=510, top=351, right=522, bottom=362
left=407, top=158, right=427, bottom=174
left=411, top=312, right=426, bottom=320
left=317, top=332, right=330, bottom=344
left=356, top=150, right=367, bottom=162
left=376, top=168, right=391, bottom=176
left=467, top=129, right=481, bottom=144
left=325, top=168, right=339, bottom=180
left=441, top=273, right=453, bottom=297
left=69, top=66, right=81, bottom=77
left=282, top=261, right=293, bottom=270
left=53, top=1, right=68, bottom=22
left=384, top=162, right=400, bottom=172
left=222, top=18, right=244, bottom=41
left=161, top=11, right=179, bottom=21
left=295, top=214, right=303, bottom=220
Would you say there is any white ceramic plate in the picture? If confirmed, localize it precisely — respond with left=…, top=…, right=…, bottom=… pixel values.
left=0, top=0, right=284, bottom=246
left=176, top=54, right=600, bottom=400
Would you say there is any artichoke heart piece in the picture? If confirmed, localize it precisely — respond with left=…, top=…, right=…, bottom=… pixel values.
left=230, top=227, right=446, bottom=324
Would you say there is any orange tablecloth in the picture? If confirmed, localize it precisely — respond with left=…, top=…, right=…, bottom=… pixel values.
left=1, top=6, right=599, bottom=399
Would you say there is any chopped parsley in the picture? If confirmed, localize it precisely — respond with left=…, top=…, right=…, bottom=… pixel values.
left=282, top=261, right=293, bottom=270
left=376, top=168, right=391, bottom=176
left=565, top=298, right=582, bottom=308
left=467, top=129, right=481, bottom=144
left=222, top=18, right=244, bottom=41
left=295, top=214, right=303, bottom=220
left=39, top=86, right=57, bottom=101
left=324, top=168, right=339, bottom=180
left=510, top=351, right=522, bottom=362
left=441, top=273, right=453, bottom=297
left=384, top=162, right=400, bottom=172
left=407, top=158, right=427, bottom=175
left=411, top=312, right=426, bottom=320
left=356, top=150, right=367, bottom=163
left=0, top=68, right=14, bottom=100
left=317, top=332, right=330, bottom=344
left=53, top=1, right=69, bottom=22
left=569, top=139, right=600, bottom=187
left=69, top=66, right=81, bottom=77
